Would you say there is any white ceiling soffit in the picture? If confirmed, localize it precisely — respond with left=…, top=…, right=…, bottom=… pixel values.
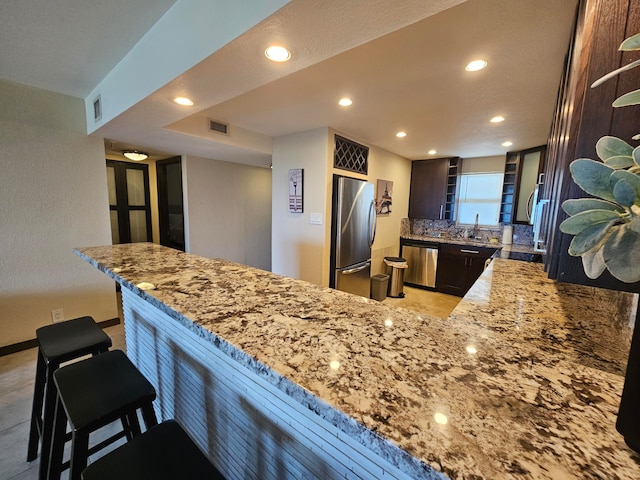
left=0, top=0, right=177, bottom=98
left=190, top=0, right=578, bottom=160
left=90, top=0, right=468, bottom=166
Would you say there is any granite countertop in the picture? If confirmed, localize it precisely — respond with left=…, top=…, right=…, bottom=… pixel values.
left=400, top=234, right=536, bottom=253
left=75, top=243, right=640, bottom=479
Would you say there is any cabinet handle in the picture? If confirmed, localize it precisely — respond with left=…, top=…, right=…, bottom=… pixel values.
left=439, top=205, right=444, bottom=220
left=460, top=249, right=480, bottom=254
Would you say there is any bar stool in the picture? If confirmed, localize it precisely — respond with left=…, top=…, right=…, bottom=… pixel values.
left=27, top=316, right=112, bottom=477
left=47, top=349, right=158, bottom=480
left=81, top=420, right=226, bottom=480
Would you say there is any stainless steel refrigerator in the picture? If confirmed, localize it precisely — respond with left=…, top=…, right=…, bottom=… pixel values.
left=329, top=175, right=377, bottom=297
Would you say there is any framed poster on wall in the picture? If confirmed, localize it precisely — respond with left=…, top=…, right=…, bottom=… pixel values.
left=289, top=168, right=303, bottom=213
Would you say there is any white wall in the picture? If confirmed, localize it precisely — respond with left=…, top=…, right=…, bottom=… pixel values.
left=85, top=0, right=290, bottom=131
left=182, top=155, right=271, bottom=271
left=460, top=155, right=504, bottom=173
left=271, top=127, right=411, bottom=286
left=0, top=80, right=117, bottom=347
left=271, top=128, right=330, bottom=285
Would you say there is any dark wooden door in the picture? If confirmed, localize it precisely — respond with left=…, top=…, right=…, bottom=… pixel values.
left=435, top=245, right=468, bottom=296
left=435, top=244, right=496, bottom=296
left=408, top=158, right=449, bottom=219
left=107, top=160, right=152, bottom=244
left=156, top=157, right=185, bottom=251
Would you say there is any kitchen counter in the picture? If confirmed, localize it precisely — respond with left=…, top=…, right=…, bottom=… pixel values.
left=75, top=243, right=640, bottom=479
left=401, top=234, right=534, bottom=253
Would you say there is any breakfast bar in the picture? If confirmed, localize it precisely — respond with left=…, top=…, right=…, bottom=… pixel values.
left=75, top=243, right=640, bottom=479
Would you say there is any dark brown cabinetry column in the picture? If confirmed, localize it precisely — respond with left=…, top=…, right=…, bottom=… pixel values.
left=542, top=0, right=640, bottom=292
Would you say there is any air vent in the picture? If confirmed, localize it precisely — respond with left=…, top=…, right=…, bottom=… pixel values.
left=208, top=119, right=229, bottom=135
left=93, top=95, right=102, bottom=122
left=334, top=135, right=369, bottom=175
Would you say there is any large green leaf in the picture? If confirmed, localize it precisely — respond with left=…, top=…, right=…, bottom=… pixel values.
left=634, top=146, right=640, bottom=166
left=569, top=159, right=616, bottom=202
left=568, top=220, right=616, bottom=255
left=580, top=246, right=607, bottom=279
left=613, top=89, right=640, bottom=107
left=596, top=136, right=633, bottom=161
left=562, top=198, right=623, bottom=215
left=559, top=209, right=621, bottom=235
left=610, top=169, right=640, bottom=200
left=613, top=179, right=637, bottom=206
left=604, top=155, right=635, bottom=169
left=620, top=33, right=640, bottom=51
left=602, top=222, right=640, bottom=282
left=591, top=59, right=640, bottom=88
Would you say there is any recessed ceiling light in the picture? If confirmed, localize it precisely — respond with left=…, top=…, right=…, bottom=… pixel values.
left=465, top=59, right=488, bottom=72
left=265, top=45, right=291, bottom=62
left=123, top=151, right=149, bottom=161
left=338, top=98, right=353, bottom=107
left=502, top=141, right=513, bottom=147
left=428, top=149, right=437, bottom=155
left=173, top=97, right=194, bottom=106
left=396, top=131, right=407, bottom=138
left=490, top=115, right=505, bottom=123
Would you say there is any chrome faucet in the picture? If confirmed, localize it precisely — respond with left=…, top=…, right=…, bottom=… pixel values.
left=473, top=213, right=479, bottom=239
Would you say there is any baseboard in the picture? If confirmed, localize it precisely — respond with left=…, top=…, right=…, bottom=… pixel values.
left=0, top=317, right=121, bottom=357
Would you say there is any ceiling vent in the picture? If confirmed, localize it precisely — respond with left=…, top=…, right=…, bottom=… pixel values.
left=208, top=119, right=229, bottom=135
left=93, top=95, right=102, bottom=122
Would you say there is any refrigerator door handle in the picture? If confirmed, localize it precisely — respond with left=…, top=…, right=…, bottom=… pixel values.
left=341, top=262, right=371, bottom=275
left=368, top=200, right=377, bottom=247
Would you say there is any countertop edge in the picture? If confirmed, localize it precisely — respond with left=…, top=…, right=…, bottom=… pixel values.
left=74, top=247, right=447, bottom=479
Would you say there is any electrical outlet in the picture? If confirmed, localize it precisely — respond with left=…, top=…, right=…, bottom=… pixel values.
left=51, top=309, right=64, bottom=323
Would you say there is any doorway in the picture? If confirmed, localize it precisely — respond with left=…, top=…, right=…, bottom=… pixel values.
left=156, top=157, right=185, bottom=251
left=107, top=160, right=152, bottom=243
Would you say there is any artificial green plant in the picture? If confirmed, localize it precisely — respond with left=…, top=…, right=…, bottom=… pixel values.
left=560, top=32, right=640, bottom=283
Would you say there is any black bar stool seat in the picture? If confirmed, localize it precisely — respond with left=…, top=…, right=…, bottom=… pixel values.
left=81, top=420, right=226, bottom=480
left=48, top=349, right=158, bottom=480
left=27, top=316, right=112, bottom=477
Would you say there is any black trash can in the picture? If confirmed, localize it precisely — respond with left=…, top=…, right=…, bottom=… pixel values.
left=384, top=257, right=407, bottom=298
left=370, top=274, right=389, bottom=301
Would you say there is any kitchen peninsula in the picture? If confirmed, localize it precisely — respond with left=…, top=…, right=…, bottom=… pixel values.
left=75, top=243, right=640, bottom=479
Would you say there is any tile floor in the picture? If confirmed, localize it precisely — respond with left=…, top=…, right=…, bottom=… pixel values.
left=383, top=285, right=460, bottom=319
left=0, top=287, right=457, bottom=479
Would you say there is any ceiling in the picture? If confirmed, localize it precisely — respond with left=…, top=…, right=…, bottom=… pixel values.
left=0, top=0, right=579, bottom=167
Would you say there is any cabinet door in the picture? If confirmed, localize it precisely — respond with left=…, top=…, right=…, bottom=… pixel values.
left=408, top=158, right=448, bottom=219
left=434, top=247, right=468, bottom=296
left=435, top=244, right=496, bottom=296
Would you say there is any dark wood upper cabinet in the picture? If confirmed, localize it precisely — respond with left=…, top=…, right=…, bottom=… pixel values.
left=409, top=157, right=458, bottom=220
left=542, top=0, right=640, bottom=292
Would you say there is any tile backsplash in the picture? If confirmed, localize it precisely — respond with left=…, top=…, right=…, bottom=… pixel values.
left=401, top=218, right=534, bottom=246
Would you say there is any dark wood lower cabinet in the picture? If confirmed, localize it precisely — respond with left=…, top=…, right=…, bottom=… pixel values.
left=435, top=244, right=496, bottom=297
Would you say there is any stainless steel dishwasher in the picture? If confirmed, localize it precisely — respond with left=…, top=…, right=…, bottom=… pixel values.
left=401, top=241, right=438, bottom=288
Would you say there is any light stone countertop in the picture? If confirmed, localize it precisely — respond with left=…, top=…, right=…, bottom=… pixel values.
left=75, top=243, right=640, bottom=479
left=400, top=234, right=535, bottom=253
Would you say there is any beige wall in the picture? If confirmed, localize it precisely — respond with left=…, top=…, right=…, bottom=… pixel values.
left=182, top=155, right=272, bottom=271
left=0, top=80, right=117, bottom=347
left=271, top=127, right=411, bottom=286
left=271, top=128, right=330, bottom=285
